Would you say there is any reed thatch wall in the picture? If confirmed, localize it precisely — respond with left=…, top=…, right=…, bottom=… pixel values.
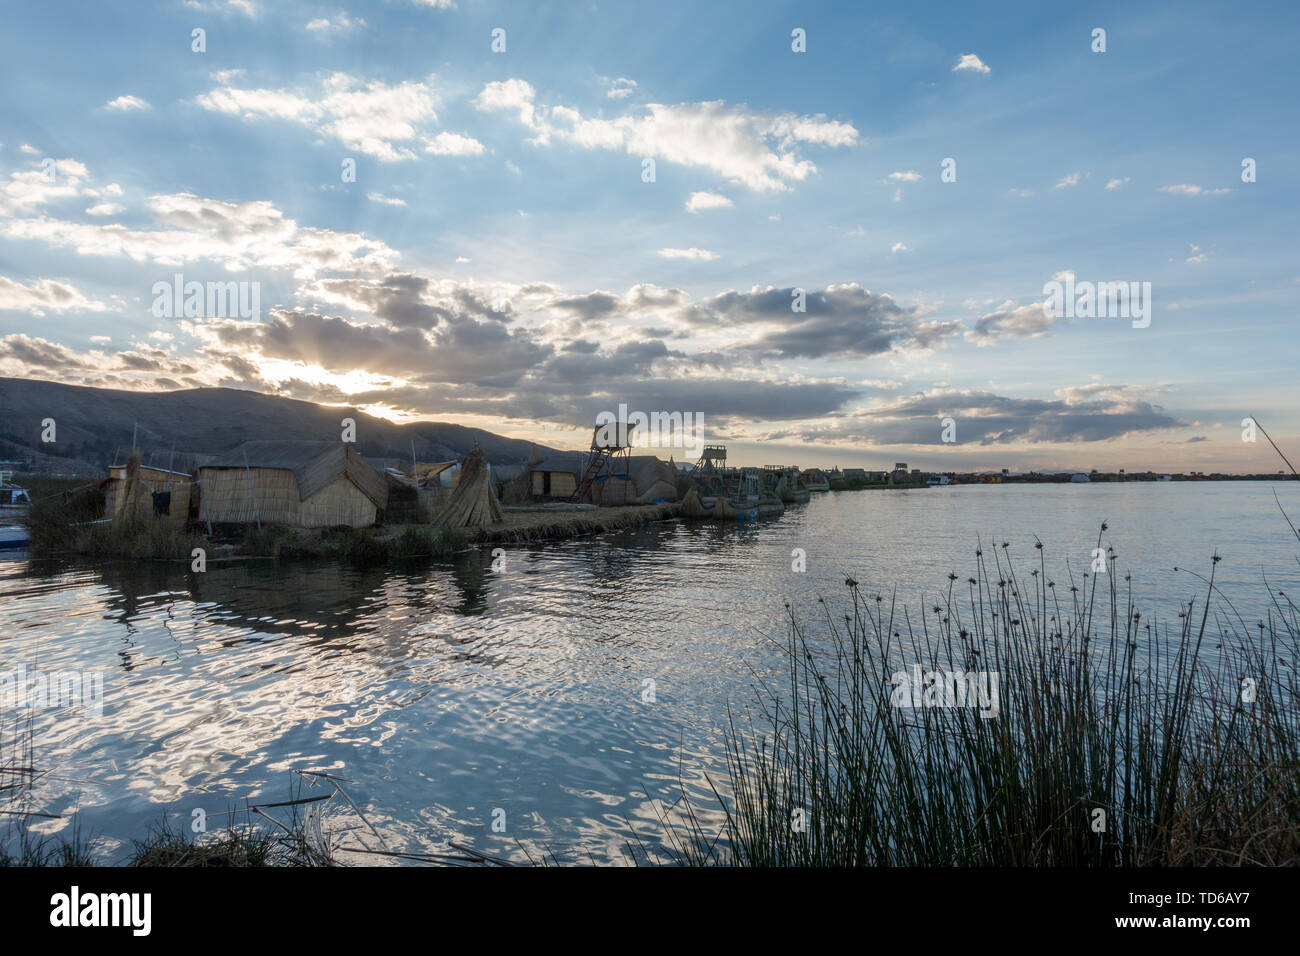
left=531, top=471, right=577, bottom=498
left=198, top=441, right=387, bottom=528
left=199, top=467, right=303, bottom=525
left=297, top=477, right=379, bottom=527
left=105, top=465, right=194, bottom=527
left=383, top=473, right=423, bottom=524
left=417, top=484, right=451, bottom=521
left=198, top=467, right=377, bottom=527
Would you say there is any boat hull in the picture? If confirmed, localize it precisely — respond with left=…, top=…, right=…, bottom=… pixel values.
left=0, top=525, right=30, bottom=550
left=681, top=488, right=782, bottom=522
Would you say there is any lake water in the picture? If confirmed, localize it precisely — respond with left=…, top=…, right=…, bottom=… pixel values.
left=2, top=481, right=1297, bottom=864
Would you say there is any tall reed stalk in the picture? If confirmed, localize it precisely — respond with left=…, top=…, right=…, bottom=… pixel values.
left=694, top=529, right=1299, bottom=866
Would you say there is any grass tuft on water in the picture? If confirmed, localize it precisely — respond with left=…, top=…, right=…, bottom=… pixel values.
left=680, top=528, right=1299, bottom=866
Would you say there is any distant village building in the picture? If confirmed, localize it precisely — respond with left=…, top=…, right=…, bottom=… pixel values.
left=198, top=441, right=388, bottom=528
left=528, top=453, right=677, bottom=504
left=530, top=454, right=583, bottom=499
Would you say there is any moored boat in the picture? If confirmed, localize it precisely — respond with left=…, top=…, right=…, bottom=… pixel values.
left=0, top=471, right=32, bottom=518
left=0, top=525, right=29, bottom=550
left=680, top=488, right=785, bottom=522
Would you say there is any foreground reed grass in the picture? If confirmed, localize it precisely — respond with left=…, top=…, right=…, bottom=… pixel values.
left=677, top=530, right=1299, bottom=866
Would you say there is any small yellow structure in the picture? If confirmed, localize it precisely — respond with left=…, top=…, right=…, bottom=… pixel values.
left=103, top=463, right=194, bottom=527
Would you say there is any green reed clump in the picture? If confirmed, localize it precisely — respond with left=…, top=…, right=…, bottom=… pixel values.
left=0, top=821, right=99, bottom=867
left=128, top=821, right=275, bottom=867
left=689, top=527, right=1299, bottom=866
left=389, top=522, right=468, bottom=559
left=0, top=718, right=99, bottom=866
left=20, top=484, right=106, bottom=554
left=80, top=510, right=203, bottom=560
left=236, top=523, right=302, bottom=558
left=23, top=485, right=202, bottom=560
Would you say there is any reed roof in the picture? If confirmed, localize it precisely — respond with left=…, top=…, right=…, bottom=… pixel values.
left=202, top=440, right=387, bottom=507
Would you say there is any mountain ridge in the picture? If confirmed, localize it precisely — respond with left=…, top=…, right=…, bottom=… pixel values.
left=0, top=376, right=559, bottom=474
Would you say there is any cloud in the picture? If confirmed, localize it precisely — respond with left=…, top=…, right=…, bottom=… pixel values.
left=965, top=301, right=1061, bottom=344
left=657, top=247, right=718, bottom=260
left=0, top=276, right=110, bottom=316
left=769, top=385, right=1182, bottom=446
left=684, top=190, right=732, bottom=213
left=474, top=79, right=858, bottom=192
left=85, top=202, right=124, bottom=216
left=1186, top=243, right=1208, bottom=264
left=306, top=12, right=365, bottom=34
left=545, top=290, right=624, bottom=321
left=1055, top=172, right=1082, bottom=188
left=183, top=0, right=257, bottom=16
left=1160, top=183, right=1232, bottom=196
left=694, top=284, right=961, bottom=359
left=197, top=72, right=479, bottom=163
left=1105, top=177, right=1130, bottom=190
left=886, top=170, right=922, bottom=183
left=195, top=306, right=549, bottom=385
left=366, top=192, right=406, bottom=206
left=0, top=158, right=93, bottom=215
left=304, top=273, right=517, bottom=329
left=105, top=95, right=151, bottom=112
left=606, top=77, right=637, bottom=99
left=423, top=130, right=486, bottom=156
left=472, top=78, right=539, bottom=128
left=953, top=53, right=990, bottom=74
left=890, top=241, right=911, bottom=254
left=2, top=190, right=398, bottom=277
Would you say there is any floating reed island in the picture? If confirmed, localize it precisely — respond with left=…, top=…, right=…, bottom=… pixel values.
left=17, top=437, right=698, bottom=562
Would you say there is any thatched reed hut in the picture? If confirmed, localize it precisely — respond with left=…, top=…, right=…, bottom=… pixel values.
left=103, top=462, right=195, bottom=527
left=198, top=441, right=388, bottom=528
left=581, top=455, right=679, bottom=506
left=530, top=453, right=583, bottom=499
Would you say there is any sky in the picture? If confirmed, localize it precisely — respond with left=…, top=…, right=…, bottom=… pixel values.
left=1, top=0, right=1297, bottom=472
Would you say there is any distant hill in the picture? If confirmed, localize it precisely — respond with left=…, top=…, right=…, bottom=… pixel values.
left=0, top=377, right=558, bottom=475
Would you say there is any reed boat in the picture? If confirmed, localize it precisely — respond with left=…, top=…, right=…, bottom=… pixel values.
left=0, top=525, right=29, bottom=550
left=680, top=488, right=784, bottom=522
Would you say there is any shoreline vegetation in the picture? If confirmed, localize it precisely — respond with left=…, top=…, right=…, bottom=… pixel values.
left=18, top=477, right=681, bottom=564
left=657, top=529, right=1299, bottom=867
left=4, top=521, right=1297, bottom=866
